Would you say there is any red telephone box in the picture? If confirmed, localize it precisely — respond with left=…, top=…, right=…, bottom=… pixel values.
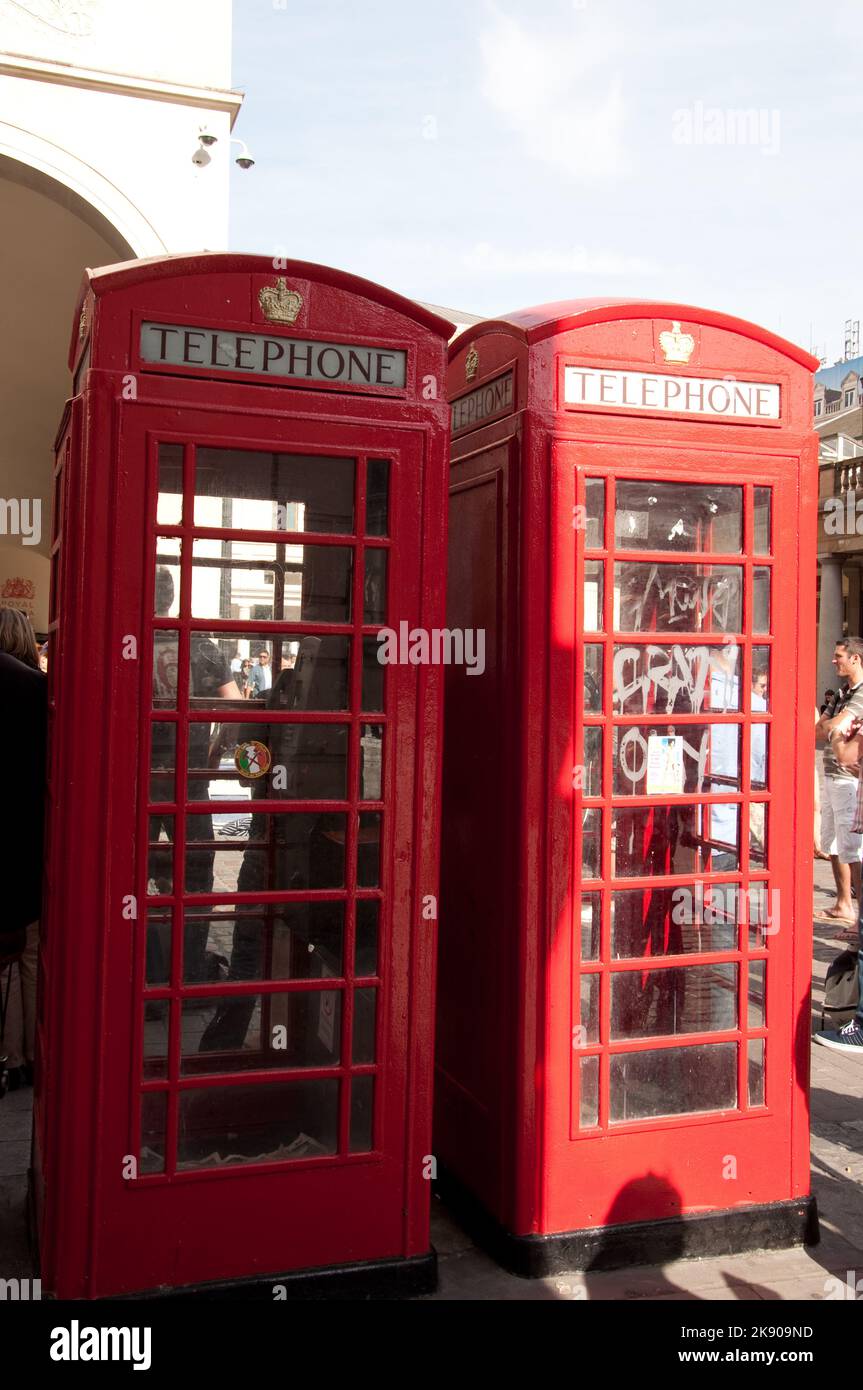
left=37, top=254, right=452, bottom=1298
left=437, top=299, right=819, bottom=1273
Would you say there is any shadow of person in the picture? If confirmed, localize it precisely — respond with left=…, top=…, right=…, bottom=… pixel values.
left=583, top=1173, right=702, bottom=1300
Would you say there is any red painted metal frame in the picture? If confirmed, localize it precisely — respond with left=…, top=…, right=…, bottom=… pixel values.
left=37, top=256, right=452, bottom=1298
left=437, top=300, right=817, bottom=1239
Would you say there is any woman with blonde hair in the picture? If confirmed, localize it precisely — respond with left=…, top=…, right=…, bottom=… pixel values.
left=0, top=606, right=40, bottom=670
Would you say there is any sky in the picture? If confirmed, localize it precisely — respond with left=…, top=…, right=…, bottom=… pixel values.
left=230, top=0, right=863, bottom=364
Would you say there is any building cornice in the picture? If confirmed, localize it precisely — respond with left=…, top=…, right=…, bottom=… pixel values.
left=0, top=49, right=243, bottom=125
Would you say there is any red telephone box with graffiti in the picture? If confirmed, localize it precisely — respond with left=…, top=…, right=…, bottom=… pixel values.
left=37, top=254, right=452, bottom=1298
left=437, top=299, right=819, bottom=1272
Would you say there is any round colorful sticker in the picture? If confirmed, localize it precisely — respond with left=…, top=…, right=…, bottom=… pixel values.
left=234, top=740, right=271, bottom=779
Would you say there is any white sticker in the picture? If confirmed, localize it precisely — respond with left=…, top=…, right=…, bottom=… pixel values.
left=646, top=734, right=685, bottom=795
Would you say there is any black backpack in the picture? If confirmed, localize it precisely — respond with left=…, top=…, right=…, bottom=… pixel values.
left=822, top=949, right=860, bottom=1030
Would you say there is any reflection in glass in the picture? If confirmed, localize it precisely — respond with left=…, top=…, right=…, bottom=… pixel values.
left=615, top=563, right=742, bottom=633
left=748, top=1039, right=765, bottom=1107
left=583, top=726, right=602, bottom=796
left=613, top=642, right=741, bottom=715
left=582, top=808, right=601, bottom=878
left=182, top=901, right=345, bottom=984
left=154, top=541, right=181, bottom=615
left=194, top=448, right=355, bottom=534
left=140, top=1091, right=168, bottom=1174
left=611, top=963, right=737, bottom=1039
left=143, top=999, right=169, bottom=1079
left=353, top=988, right=377, bottom=1063
left=190, top=722, right=348, bottom=801
left=612, top=723, right=740, bottom=797
left=362, top=637, right=385, bottom=711
left=751, top=647, right=771, bottom=711
left=584, top=645, right=603, bottom=711
left=611, top=805, right=739, bottom=877
left=580, top=892, right=601, bottom=961
left=187, top=633, right=349, bottom=709
left=753, top=488, right=772, bottom=554
left=146, top=911, right=172, bottom=987
left=350, top=1076, right=375, bottom=1153
left=584, top=560, right=604, bottom=632
left=147, top=815, right=174, bottom=895
left=580, top=974, right=600, bottom=1044
left=585, top=478, right=605, bottom=549
left=177, top=1078, right=339, bottom=1169
left=750, top=803, right=767, bottom=867
left=580, top=1055, right=599, bottom=1128
left=364, top=549, right=387, bottom=624
left=181, top=990, right=341, bottom=1073
left=753, top=567, right=771, bottom=634
left=615, top=482, right=742, bottom=553
left=751, top=724, right=768, bottom=791
left=356, top=899, right=379, bottom=977
left=152, top=631, right=179, bottom=710
left=748, top=960, right=766, bottom=1027
left=366, top=459, right=390, bottom=537
left=611, top=884, right=737, bottom=958
left=185, top=813, right=347, bottom=894
left=191, top=539, right=352, bottom=624
left=157, top=442, right=183, bottom=526
left=748, top=882, right=774, bottom=947
left=610, top=1043, right=737, bottom=1122
left=360, top=725, right=384, bottom=800
left=150, top=722, right=177, bottom=802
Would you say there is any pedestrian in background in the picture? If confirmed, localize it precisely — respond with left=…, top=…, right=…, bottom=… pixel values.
left=816, top=639, right=863, bottom=932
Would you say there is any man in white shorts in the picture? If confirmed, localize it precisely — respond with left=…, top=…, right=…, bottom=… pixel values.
left=816, top=638, right=863, bottom=924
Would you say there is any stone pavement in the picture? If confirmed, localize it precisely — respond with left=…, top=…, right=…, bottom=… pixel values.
left=2, top=858, right=862, bottom=1300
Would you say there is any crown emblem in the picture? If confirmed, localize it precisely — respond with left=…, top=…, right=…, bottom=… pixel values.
left=465, top=347, right=479, bottom=381
left=659, top=320, right=695, bottom=364
left=258, top=278, right=303, bottom=324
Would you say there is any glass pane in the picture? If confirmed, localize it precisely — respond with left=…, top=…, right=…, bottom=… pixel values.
left=748, top=960, right=766, bottom=1027
left=582, top=808, right=601, bottom=878
left=583, top=726, right=602, bottom=796
left=152, top=632, right=179, bottom=710
left=611, top=963, right=737, bottom=1039
left=366, top=459, right=390, bottom=537
left=187, top=632, right=350, bottom=708
left=186, top=813, right=347, bottom=894
left=748, top=882, right=775, bottom=947
left=610, top=1043, right=737, bottom=1122
left=181, top=990, right=341, bottom=1073
left=140, top=1091, right=167, bottom=1174
left=580, top=974, right=600, bottom=1044
left=147, top=815, right=173, bottom=895
left=155, top=540, right=181, bottom=614
left=194, top=448, right=355, bottom=534
left=350, top=1076, right=375, bottom=1153
left=748, top=1038, right=765, bottom=1107
left=362, top=636, right=385, bottom=711
left=352, top=987, right=377, bottom=1063
left=750, top=804, right=767, bottom=867
left=612, top=641, right=741, bottom=715
left=182, top=901, right=345, bottom=984
left=190, top=539, right=354, bottom=626
left=157, top=442, right=183, bottom=526
left=751, top=724, right=768, bottom=790
left=149, top=722, right=177, bottom=802
left=584, top=560, right=604, bottom=632
left=580, top=1055, right=599, bottom=1128
left=580, top=892, right=601, bottom=961
left=584, top=645, right=603, bottom=711
left=615, top=563, right=742, bottom=633
left=146, top=911, right=172, bottom=986
left=143, top=999, right=169, bottom=1079
left=585, top=478, right=605, bottom=549
left=612, top=884, right=737, bottom=958
left=753, top=488, right=771, bottom=555
left=189, top=721, right=348, bottom=801
left=364, top=549, right=387, bottom=624
left=751, top=647, right=771, bottom=711
left=358, top=812, right=381, bottom=887
left=615, top=482, right=742, bottom=553
left=753, top=567, right=771, bottom=633
left=355, top=899, right=379, bottom=977
left=613, top=723, right=740, bottom=797
left=611, top=805, right=740, bottom=876
left=177, top=1078, right=339, bottom=1170
left=361, top=725, right=384, bottom=800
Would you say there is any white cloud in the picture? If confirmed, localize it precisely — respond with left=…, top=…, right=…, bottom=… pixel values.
left=478, top=4, right=628, bottom=180
left=462, top=242, right=659, bottom=278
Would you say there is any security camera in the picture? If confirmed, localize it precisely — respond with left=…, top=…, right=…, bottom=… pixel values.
left=192, top=146, right=211, bottom=167
left=198, top=128, right=218, bottom=147
left=235, top=154, right=255, bottom=169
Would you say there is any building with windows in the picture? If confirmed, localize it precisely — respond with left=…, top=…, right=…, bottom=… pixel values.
left=815, top=355, right=863, bottom=692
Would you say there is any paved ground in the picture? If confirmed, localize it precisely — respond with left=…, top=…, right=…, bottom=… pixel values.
left=2, top=858, right=862, bottom=1300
